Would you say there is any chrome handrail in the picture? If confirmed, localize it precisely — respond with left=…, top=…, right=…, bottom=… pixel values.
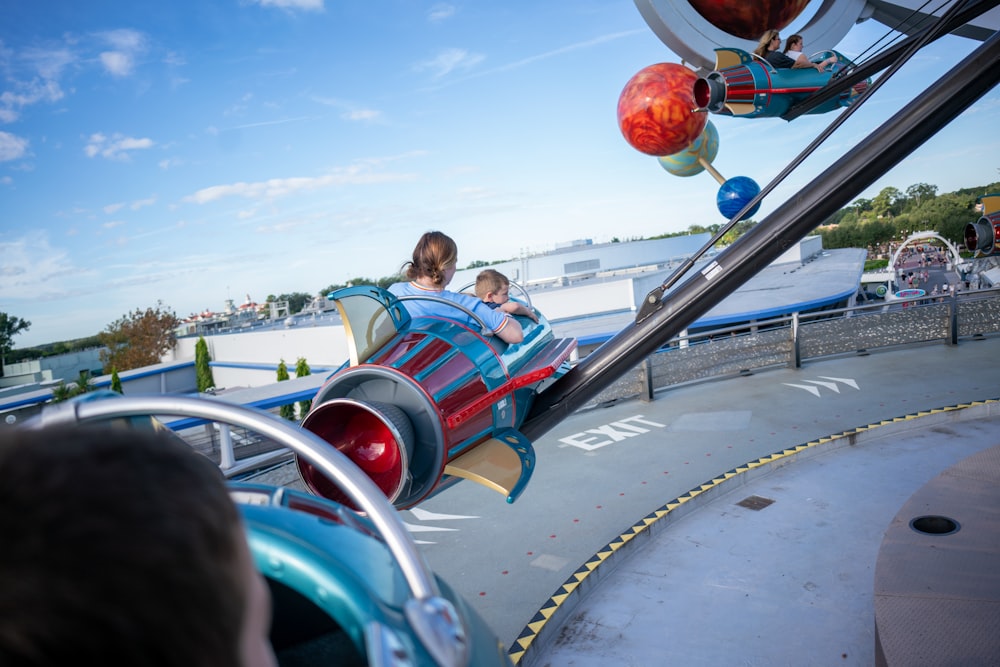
left=395, top=294, right=493, bottom=336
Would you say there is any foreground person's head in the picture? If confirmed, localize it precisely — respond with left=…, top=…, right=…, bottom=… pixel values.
left=0, top=424, right=276, bottom=667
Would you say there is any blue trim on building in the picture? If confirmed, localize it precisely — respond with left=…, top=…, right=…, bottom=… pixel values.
left=209, top=361, right=335, bottom=373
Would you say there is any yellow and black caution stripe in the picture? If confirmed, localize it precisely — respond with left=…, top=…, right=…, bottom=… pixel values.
left=507, top=398, right=999, bottom=665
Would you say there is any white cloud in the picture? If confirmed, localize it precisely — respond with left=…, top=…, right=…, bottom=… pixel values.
left=414, top=48, right=485, bottom=78
left=103, top=202, right=125, bottom=214
left=0, top=131, right=29, bottom=161
left=252, top=0, right=324, bottom=11
left=230, top=115, right=314, bottom=130
left=255, top=217, right=312, bottom=233
left=311, top=96, right=383, bottom=123
left=21, top=46, right=76, bottom=80
left=417, top=29, right=646, bottom=91
left=0, top=233, right=83, bottom=300
left=95, top=29, right=147, bottom=77
left=163, top=51, right=187, bottom=67
left=102, top=29, right=145, bottom=51
left=0, top=78, right=65, bottom=122
left=184, top=166, right=416, bottom=204
left=100, top=51, right=135, bottom=77
left=84, top=132, right=155, bottom=160
left=428, top=3, right=456, bottom=22
left=130, top=196, right=156, bottom=210
left=342, top=109, right=381, bottom=122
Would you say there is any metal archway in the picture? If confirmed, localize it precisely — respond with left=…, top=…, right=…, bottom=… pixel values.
left=887, top=230, right=963, bottom=297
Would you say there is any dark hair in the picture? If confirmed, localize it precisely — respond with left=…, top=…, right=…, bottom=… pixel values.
left=784, top=34, right=803, bottom=53
left=403, top=231, right=459, bottom=288
left=0, top=425, right=245, bottom=666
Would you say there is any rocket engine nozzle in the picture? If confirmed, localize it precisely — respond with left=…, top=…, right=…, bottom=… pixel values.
left=299, top=398, right=415, bottom=510
left=964, top=213, right=1000, bottom=256
left=693, top=74, right=726, bottom=113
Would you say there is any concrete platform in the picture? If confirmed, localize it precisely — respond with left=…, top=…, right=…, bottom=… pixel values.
left=518, top=401, right=1000, bottom=666
left=398, top=335, right=1000, bottom=666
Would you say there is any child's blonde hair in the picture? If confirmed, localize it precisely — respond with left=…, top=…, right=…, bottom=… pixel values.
left=475, top=268, right=508, bottom=300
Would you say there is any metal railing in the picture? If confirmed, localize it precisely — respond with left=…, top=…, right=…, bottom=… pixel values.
left=584, top=286, right=1000, bottom=407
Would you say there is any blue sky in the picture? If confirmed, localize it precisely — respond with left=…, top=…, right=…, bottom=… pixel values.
left=2, top=1, right=997, bottom=348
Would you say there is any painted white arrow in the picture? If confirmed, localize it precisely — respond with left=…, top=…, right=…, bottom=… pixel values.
left=409, top=508, right=479, bottom=521
left=805, top=379, right=841, bottom=393
left=783, top=376, right=860, bottom=396
left=404, top=507, right=480, bottom=544
left=819, top=376, right=860, bottom=390
left=783, top=383, right=821, bottom=397
left=402, top=522, right=458, bottom=533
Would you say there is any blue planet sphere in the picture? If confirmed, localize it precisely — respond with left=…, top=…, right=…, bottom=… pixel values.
left=717, top=176, right=761, bottom=219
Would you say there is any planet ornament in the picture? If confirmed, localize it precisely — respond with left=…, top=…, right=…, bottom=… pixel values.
left=717, top=175, right=761, bottom=220
left=658, top=120, right=719, bottom=177
left=687, top=0, right=810, bottom=40
left=618, top=63, right=707, bottom=157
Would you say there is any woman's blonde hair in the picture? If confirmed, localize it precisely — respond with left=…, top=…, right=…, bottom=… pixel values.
left=754, top=29, right=781, bottom=57
left=404, top=231, right=458, bottom=288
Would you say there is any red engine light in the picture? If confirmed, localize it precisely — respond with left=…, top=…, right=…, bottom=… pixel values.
left=299, top=399, right=414, bottom=509
left=342, top=410, right=400, bottom=474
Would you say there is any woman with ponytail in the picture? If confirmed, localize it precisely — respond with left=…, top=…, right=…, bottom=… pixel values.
left=389, top=231, right=524, bottom=344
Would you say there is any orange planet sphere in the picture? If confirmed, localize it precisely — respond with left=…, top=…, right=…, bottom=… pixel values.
left=617, top=63, right=707, bottom=157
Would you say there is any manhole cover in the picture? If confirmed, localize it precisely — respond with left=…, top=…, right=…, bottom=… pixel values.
left=736, top=495, right=774, bottom=511
left=910, top=515, right=960, bottom=535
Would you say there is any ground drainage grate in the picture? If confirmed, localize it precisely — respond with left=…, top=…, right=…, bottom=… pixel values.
left=736, top=495, right=775, bottom=511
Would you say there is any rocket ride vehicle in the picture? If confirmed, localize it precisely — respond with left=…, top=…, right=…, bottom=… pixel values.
left=694, top=47, right=870, bottom=118
left=297, top=284, right=577, bottom=511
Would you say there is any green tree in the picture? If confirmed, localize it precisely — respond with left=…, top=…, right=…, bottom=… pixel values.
left=48, top=371, right=92, bottom=403
left=73, top=370, right=93, bottom=396
left=871, top=186, right=902, bottom=218
left=276, top=292, right=312, bottom=314
left=851, top=198, right=873, bottom=214
left=465, top=259, right=491, bottom=270
left=99, top=301, right=180, bottom=373
left=686, top=223, right=721, bottom=235
left=50, top=381, right=74, bottom=403
left=377, top=273, right=404, bottom=289
left=294, top=357, right=312, bottom=418
left=110, top=368, right=123, bottom=394
left=321, top=273, right=408, bottom=293
left=720, top=219, right=757, bottom=245
left=276, top=359, right=295, bottom=420
left=0, top=312, right=31, bottom=374
left=195, top=336, right=215, bottom=393
left=905, top=183, right=938, bottom=210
